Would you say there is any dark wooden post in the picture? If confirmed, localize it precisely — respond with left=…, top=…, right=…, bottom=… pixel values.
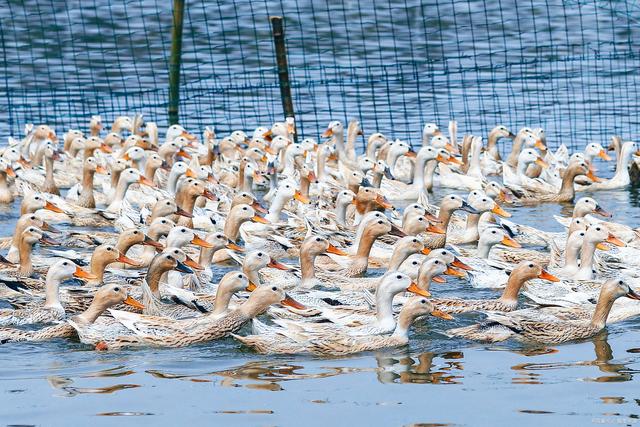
left=168, top=0, right=185, bottom=125
left=269, top=16, right=297, bottom=142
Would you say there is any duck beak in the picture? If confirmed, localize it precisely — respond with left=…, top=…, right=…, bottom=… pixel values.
left=4, top=166, right=15, bottom=177
left=421, top=247, right=432, bottom=255
left=307, top=170, right=318, bottom=183
left=123, top=296, right=145, bottom=310
left=447, top=156, right=463, bottom=166
left=246, top=281, right=257, bottom=292
left=593, top=205, right=612, bottom=218
left=375, top=194, right=393, bottom=210
left=389, top=224, right=407, bottom=237
left=184, top=256, right=204, bottom=270
left=185, top=168, right=197, bottom=178
left=444, top=143, right=460, bottom=155
left=117, top=253, right=141, bottom=266
left=251, top=200, right=268, bottom=214
left=263, top=129, right=273, bottom=139
left=444, top=267, right=466, bottom=277
left=626, top=288, right=640, bottom=301
left=500, top=236, right=522, bottom=248
left=175, top=206, right=193, bottom=218
left=143, top=235, right=163, bottom=249
left=426, top=224, right=446, bottom=234
left=281, top=294, right=306, bottom=309
left=537, top=269, right=560, bottom=282
left=260, top=154, right=268, bottom=163
left=202, top=189, right=217, bottom=201
left=405, top=150, right=417, bottom=158
left=491, top=203, right=511, bottom=218
left=321, top=128, right=333, bottom=138
left=191, top=235, right=214, bottom=248
left=100, top=143, right=112, bottom=153
left=452, top=257, right=473, bottom=271
left=207, top=174, right=218, bottom=184
left=73, top=266, right=97, bottom=280
left=460, top=201, right=480, bottom=214
left=264, top=145, right=276, bottom=155
left=95, top=165, right=108, bottom=174
left=436, top=153, right=450, bottom=164
left=251, top=215, right=270, bottom=224
left=534, top=140, right=547, bottom=151
left=39, top=234, right=59, bottom=245
left=226, top=242, right=244, bottom=252
left=138, top=175, right=155, bottom=187
left=181, top=131, right=197, bottom=142
left=18, top=157, right=31, bottom=169
left=267, top=259, right=290, bottom=270
left=174, top=261, right=194, bottom=274
left=586, top=170, right=602, bottom=183
left=121, top=153, right=131, bottom=161
left=598, top=149, right=612, bottom=161
left=176, top=149, right=192, bottom=159
left=424, top=212, right=441, bottom=223
left=407, top=282, right=431, bottom=297
left=294, top=190, right=310, bottom=204
left=595, top=242, right=610, bottom=251
left=328, top=152, right=339, bottom=161
left=498, top=189, right=514, bottom=203
left=44, top=201, right=64, bottom=213
left=432, top=276, right=446, bottom=283
left=431, top=309, right=454, bottom=320
left=326, top=244, right=348, bottom=256
left=535, top=157, right=549, bottom=168
left=606, top=233, right=625, bottom=247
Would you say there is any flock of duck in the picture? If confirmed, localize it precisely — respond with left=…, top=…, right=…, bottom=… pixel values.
left=0, top=116, right=639, bottom=355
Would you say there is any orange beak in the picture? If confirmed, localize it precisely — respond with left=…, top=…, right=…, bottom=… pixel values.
left=451, top=258, right=473, bottom=271
left=117, top=253, right=141, bottom=266
left=375, top=194, right=393, bottom=210
left=44, top=201, right=64, bottom=213
left=321, top=128, right=333, bottom=138
left=405, top=150, right=417, bottom=158
left=246, top=282, right=257, bottom=292
left=444, top=143, right=460, bottom=155
left=202, top=189, right=217, bottom=201
left=447, top=156, right=464, bottom=166
left=184, top=256, right=204, bottom=271
left=407, top=282, right=431, bottom=297
left=252, top=215, right=270, bottom=224
left=176, top=149, right=192, bottom=159
left=138, top=175, right=155, bottom=187
left=326, top=244, right=348, bottom=256
left=606, top=233, right=625, bottom=247
left=181, top=131, right=197, bottom=141
left=421, top=247, right=432, bottom=255
left=426, top=224, right=446, bottom=235
left=535, top=157, right=548, bottom=168
left=185, top=168, right=197, bottom=178
left=264, top=145, right=276, bottom=155
left=534, top=140, right=547, bottom=151
left=121, top=153, right=131, bottom=161
left=598, top=149, right=612, bottom=161
left=424, top=212, right=441, bottom=223
left=586, top=170, right=602, bottom=183
left=294, top=190, right=310, bottom=204
left=251, top=200, right=268, bottom=214
left=267, top=259, right=290, bottom=270
left=436, top=153, right=450, bottom=164
left=432, top=276, right=446, bottom=284
left=263, top=130, right=273, bottom=139
left=123, top=295, right=145, bottom=310
left=431, top=309, right=454, bottom=320
left=491, top=203, right=511, bottom=218
left=226, top=242, right=244, bottom=252
left=500, top=236, right=521, bottom=248
left=595, top=242, right=610, bottom=251
left=307, top=170, right=317, bottom=183
left=444, top=267, right=466, bottom=277
left=95, top=165, right=108, bottom=174
left=281, top=294, right=306, bottom=310
left=4, top=166, right=15, bottom=177
left=73, top=266, right=98, bottom=280
left=537, top=269, right=560, bottom=282
left=191, top=236, right=214, bottom=248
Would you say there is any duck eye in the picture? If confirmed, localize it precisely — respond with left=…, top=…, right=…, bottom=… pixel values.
left=377, top=221, right=383, bottom=224
left=396, top=275, right=402, bottom=279
left=107, top=247, right=112, bottom=251
left=271, top=286, right=277, bottom=291
left=619, top=280, right=624, bottom=285
left=63, top=262, right=68, bottom=266
left=257, top=252, right=263, bottom=257
left=434, top=260, right=439, bottom=264
left=243, top=207, right=247, bottom=210
left=316, top=237, right=321, bottom=242
left=596, top=227, right=601, bottom=231
left=113, top=287, right=120, bottom=292
left=412, top=239, right=417, bottom=243
left=528, top=263, right=534, bottom=268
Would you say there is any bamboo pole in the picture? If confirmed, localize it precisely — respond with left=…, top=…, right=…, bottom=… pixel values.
left=168, top=0, right=185, bottom=125
left=270, top=16, right=297, bottom=143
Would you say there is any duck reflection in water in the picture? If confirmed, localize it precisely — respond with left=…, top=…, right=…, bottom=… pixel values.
left=374, top=350, right=464, bottom=384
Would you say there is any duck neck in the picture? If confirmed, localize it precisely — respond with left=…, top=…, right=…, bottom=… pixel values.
left=74, top=299, right=108, bottom=325
left=612, top=146, right=633, bottom=182
left=412, top=154, right=428, bottom=190
left=355, top=228, right=379, bottom=260
left=112, top=178, right=132, bottom=205
left=388, top=246, right=411, bottom=271
left=242, top=264, right=261, bottom=286
left=300, top=250, right=317, bottom=281
left=463, top=213, right=481, bottom=242
left=266, top=194, right=289, bottom=222
left=44, top=156, right=55, bottom=185
left=212, top=284, right=234, bottom=316
left=499, top=273, right=527, bottom=304
left=224, top=215, right=247, bottom=242
left=198, top=243, right=225, bottom=266
left=43, top=276, right=62, bottom=309
left=111, top=169, right=122, bottom=188
left=18, top=240, right=34, bottom=277
left=300, top=177, right=310, bottom=198
left=558, top=168, right=578, bottom=198
left=476, top=238, right=495, bottom=259
left=506, top=136, right=524, bottom=168
left=391, top=310, right=412, bottom=340
left=590, top=292, right=616, bottom=329
left=144, top=163, right=159, bottom=182
left=316, top=153, right=328, bottom=182
left=375, top=287, right=397, bottom=327
left=564, top=238, right=582, bottom=269
left=424, top=160, right=438, bottom=192
left=335, top=201, right=350, bottom=226
left=578, top=239, right=597, bottom=275
left=89, top=255, right=109, bottom=284
left=516, top=160, right=531, bottom=177
left=487, top=129, right=502, bottom=160
left=437, top=206, right=455, bottom=231
left=145, top=263, right=169, bottom=299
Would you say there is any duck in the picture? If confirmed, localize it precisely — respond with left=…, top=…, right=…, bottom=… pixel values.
left=517, top=161, right=600, bottom=204
left=70, top=157, right=107, bottom=208
left=425, top=194, right=480, bottom=249
left=448, top=279, right=640, bottom=344
left=0, top=259, right=96, bottom=326
left=573, top=224, right=625, bottom=280
left=430, top=261, right=559, bottom=314
left=106, top=168, right=155, bottom=213
left=587, top=141, right=640, bottom=190
left=0, top=159, right=16, bottom=203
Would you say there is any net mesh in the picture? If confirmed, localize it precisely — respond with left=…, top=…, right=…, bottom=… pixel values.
left=1, top=0, right=639, bottom=150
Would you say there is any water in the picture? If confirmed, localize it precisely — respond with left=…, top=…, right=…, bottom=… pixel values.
left=1, top=158, right=640, bottom=426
